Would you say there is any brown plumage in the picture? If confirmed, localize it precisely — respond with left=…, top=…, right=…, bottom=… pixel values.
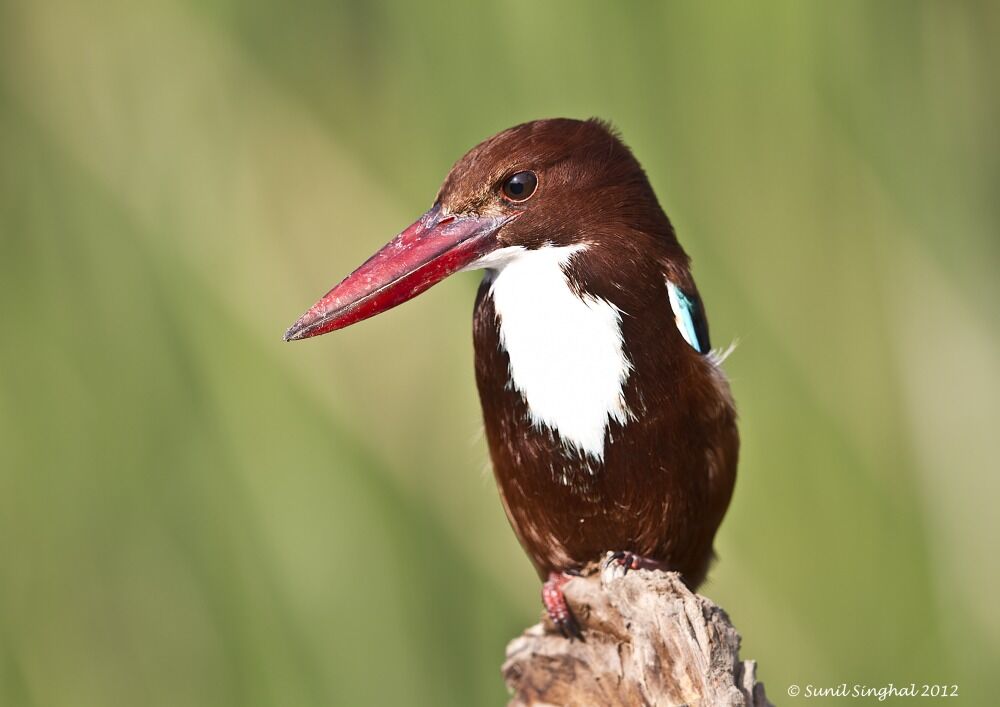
left=455, top=120, right=738, bottom=589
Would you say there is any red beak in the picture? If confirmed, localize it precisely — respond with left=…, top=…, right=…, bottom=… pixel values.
left=284, top=205, right=514, bottom=341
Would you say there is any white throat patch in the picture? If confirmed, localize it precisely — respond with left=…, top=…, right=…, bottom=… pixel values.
left=472, top=245, right=632, bottom=461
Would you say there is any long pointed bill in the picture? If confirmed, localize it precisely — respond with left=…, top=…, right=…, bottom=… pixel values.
left=284, top=205, right=514, bottom=341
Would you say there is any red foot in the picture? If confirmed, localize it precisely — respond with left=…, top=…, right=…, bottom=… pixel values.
left=542, top=571, right=582, bottom=640
left=604, top=551, right=669, bottom=578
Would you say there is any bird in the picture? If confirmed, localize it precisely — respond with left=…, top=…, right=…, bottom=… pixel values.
left=284, top=118, right=738, bottom=638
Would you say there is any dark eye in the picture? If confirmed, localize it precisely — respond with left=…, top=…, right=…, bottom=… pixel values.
left=501, top=171, right=538, bottom=202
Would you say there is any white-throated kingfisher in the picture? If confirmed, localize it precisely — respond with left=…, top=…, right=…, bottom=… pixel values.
left=284, top=119, right=739, bottom=638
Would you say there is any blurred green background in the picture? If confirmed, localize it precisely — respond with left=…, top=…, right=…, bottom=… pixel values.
left=1, top=1, right=998, bottom=705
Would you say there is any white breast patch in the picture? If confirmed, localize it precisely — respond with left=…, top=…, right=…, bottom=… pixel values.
left=472, top=244, right=633, bottom=462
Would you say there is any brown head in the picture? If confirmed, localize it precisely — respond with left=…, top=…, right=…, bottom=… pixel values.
left=283, top=118, right=689, bottom=341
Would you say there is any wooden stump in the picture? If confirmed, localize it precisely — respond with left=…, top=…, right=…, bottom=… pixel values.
left=503, top=561, right=772, bottom=706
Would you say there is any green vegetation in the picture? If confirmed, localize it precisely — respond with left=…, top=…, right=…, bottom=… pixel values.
left=1, top=1, right=997, bottom=704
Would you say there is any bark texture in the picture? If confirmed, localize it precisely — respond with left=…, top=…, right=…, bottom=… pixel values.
left=503, top=562, right=772, bottom=707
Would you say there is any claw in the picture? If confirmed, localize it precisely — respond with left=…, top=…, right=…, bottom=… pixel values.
left=603, top=551, right=631, bottom=581
left=602, top=551, right=668, bottom=582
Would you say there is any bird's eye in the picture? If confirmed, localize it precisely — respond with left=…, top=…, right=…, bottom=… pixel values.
left=501, top=171, right=538, bottom=202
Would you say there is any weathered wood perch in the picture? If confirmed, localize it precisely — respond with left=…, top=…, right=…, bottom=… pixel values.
left=503, top=560, right=773, bottom=707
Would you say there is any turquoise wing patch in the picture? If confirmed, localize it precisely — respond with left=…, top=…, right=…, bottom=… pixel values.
left=667, top=280, right=709, bottom=354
